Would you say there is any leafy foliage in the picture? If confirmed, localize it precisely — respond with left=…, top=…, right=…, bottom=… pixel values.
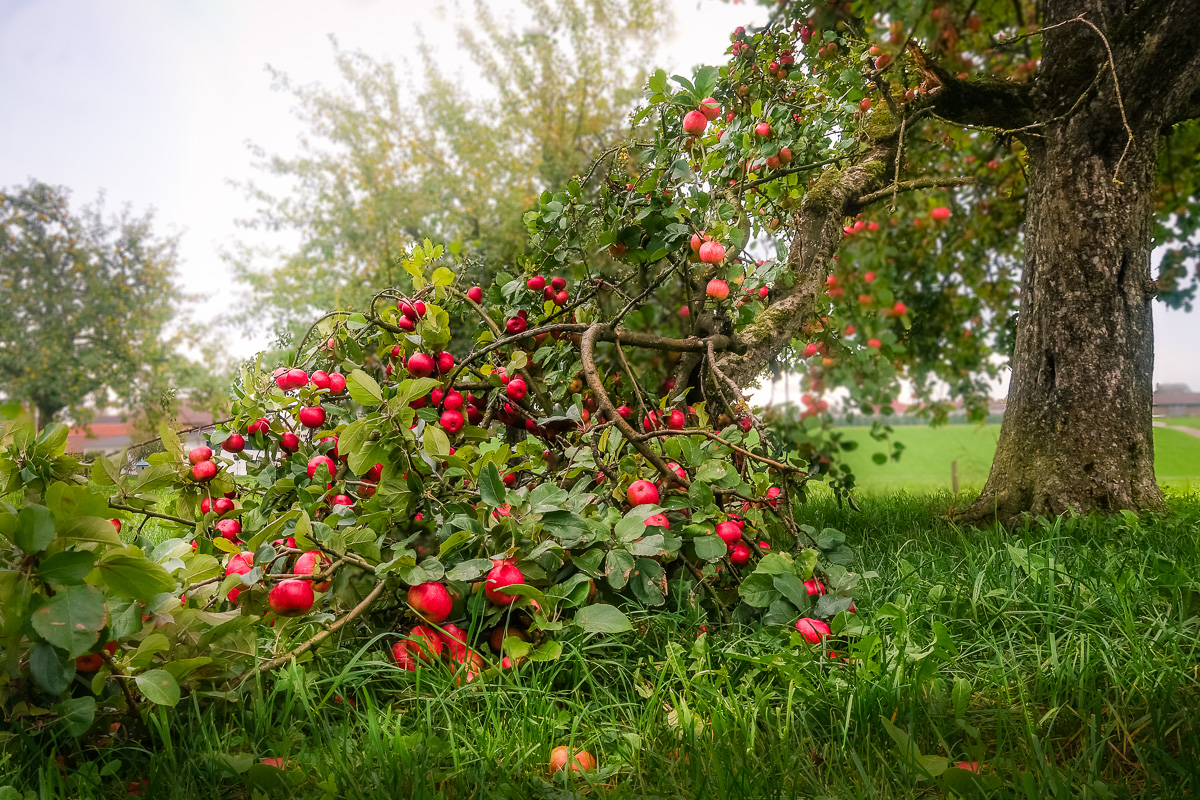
left=230, top=0, right=670, bottom=341
left=0, top=181, right=225, bottom=431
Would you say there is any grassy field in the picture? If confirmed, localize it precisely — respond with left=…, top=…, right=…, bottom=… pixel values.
left=6, top=492, right=1200, bottom=799
left=834, top=423, right=1200, bottom=494
left=1163, top=417, right=1200, bottom=430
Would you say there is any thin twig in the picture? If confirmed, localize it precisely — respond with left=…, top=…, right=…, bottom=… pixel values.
left=108, top=501, right=193, bottom=527
left=252, top=580, right=387, bottom=675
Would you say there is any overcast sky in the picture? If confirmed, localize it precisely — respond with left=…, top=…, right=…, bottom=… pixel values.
left=2, top=0, right=1197, bottom=396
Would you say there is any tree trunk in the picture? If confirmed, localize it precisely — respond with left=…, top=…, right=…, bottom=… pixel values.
left=962, top=112, right=1166, bottom=522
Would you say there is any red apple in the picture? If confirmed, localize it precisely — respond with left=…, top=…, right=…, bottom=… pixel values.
left=188, top=446, right=212, bottom=465
left=505, top=316, right=528, bottom=335
left=311, top=370, right=331, bottom=390
left=627, top=480, right=660, bottom=507
left=549, top=746, right=596, bottom=774
left=705, top=278, right=730, bottom=300
left=795, top=617, right=831, bottom=644
left=667, top=409, right=686, bottom=430
left=730, top=542, right=751, bottom=564
left=550, top=276, right=566, bottom=291
left=287, top=368, right=308, bottom=389
left=505, top=378, right=527, bottom=401
left=436, top=352, right=455, bottom=374
left=221, top=434, right=245, bottom=454
left=440, top=409, right=464, bottom=433
left=330, top=494, right=353, bottom=507
left=407, top=582, right=453, bottom=622
left=698, top=241, right=726, bottom=264
left=409, top=625, right=444, bottom=659
left=328, top=373, right=347, bottom=395
left=215, top=519, right=241, bottom=541
left=407, top=352, right=435, bottom=378
left=754, top=121, right=771, bottom=137
left=298, top=406, right=326, bottom=429
left=268, top=579, right=315, bottom=617
left=294, top=550, right=332, bottom=591
left=467, top=286, right=484, bottom=303
left=485, top=560, right=524, bottom=605
left=931, top=206, right=951, bottom=220
left=191, top=460, right=218, bottom=482
left=716, top=521, right=742, bottom=547
left=526, top=275, right=546, bottom=291
left=699, top=97, right=720, bottom=121
left=213, top=497, right=235, bottom=516
left=683, top=109, right=708, bottom=135
left=279, top=432, right=300, bottom=453
left=247, top=417, right=270, bottom=436
left=307, top=455, right=336, bottom=481
left=646, top=513, right=670, bottom=530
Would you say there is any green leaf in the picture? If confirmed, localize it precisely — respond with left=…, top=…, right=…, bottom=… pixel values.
left=528, top=640, right=562, bottom=662
left=753, top=553, right=796, bottom=575
left=423, top=425, right=451, bottom=458
left=687, top=481, right=714, bottom=509
left=58, top=516, right=124, bottom=545
left=692, top=535, right=727, bottom=561
left=136, top=669, right=181, bottom=706
left=479, top=463, right=505, bottom=507
left=774, top=573, right=812, bottom=610
left=15, top=504, right=55, bottom=553
left=445, top=558, right=491, bottom=581
left=738, top=572, right=780, bottom=608
left=38, top=551, right=97, bottom=586
left=54, top=695, right=96, bottom=737
left=30, top=584, right=106, bottom=657
left=573, top=603, right=633, bottom=634
left=605, top=549, right=635, bottom=590
left=34, top=422, right=69, bottom=456
left=29, top=642, right=74, bottom=695
left=97, top=554, right=178, bottom=601
left=629, top=557, right=667, bottom=606
left=346, top=369, right=383, bottom=406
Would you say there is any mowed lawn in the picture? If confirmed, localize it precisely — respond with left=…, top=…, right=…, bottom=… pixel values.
left=834, top=423, right=1200, bottom=493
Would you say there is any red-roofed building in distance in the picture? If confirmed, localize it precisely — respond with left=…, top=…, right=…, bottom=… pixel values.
left=1154, top=384, right=1200, bottom=418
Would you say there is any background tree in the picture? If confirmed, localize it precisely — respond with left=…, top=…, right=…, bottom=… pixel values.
left=230, top=0, right=670, bottom=342
left=0, top=180, right=221, bottom=429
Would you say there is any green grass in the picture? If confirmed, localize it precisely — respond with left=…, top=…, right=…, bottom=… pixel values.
left=834, top=424, right=1200, bottom=493
left=1161, top=417, right=1200, bottom=430
left=7, top=492, right=1200, bottom=799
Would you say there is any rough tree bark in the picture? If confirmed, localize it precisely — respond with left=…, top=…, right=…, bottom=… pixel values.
left=704, top=1, right=1200, bottom=524
left=959, top=0, right=1200, bottom=522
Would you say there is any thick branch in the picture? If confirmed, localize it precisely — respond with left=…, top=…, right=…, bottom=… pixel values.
left=907, top=43, right=1037, bottom=132
left=580, top=324, right=689, bottom=488
left=716, top=136, right=897, bottom=388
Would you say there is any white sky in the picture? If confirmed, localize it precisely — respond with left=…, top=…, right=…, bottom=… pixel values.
left=2, top=0, right=1197, bottom=398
